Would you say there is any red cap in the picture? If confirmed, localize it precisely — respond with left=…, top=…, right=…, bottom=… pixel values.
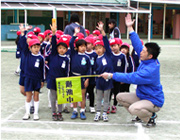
left=88, top=34, right=94, bottom=37
left=109, top=38, right=123, bottom=46
left=27, top=34, right=37, bottom=39
left=85, top=36, right=95, bottom=44
left=61, top=34, right=72, bottom=41
left=96, top=34, right=103, bottom=40
left=38, top=33, right=45, bottom=40
left=75, top=33, right=85, bottom=43
left=29, top=39, right=40, bottom=48
left=55, top=33, right=61, bottom=39
left=94, top=40, right=104, bottom=47
left=57, top=37, right=69, bottom=47
left=27, top=31, right=34, bottom=38
left=92, top=30, right=100, bottom=36
left=85, top=29, right=90, bottom=35
left=44, top=30, right=52, bottom=37
left=56, top=30, right=63, bottom=35
left=33, top=27, right=41, bottom=33
left=16, top=30, right=21, bottom=36
left=49, top=34, right=53, bottom=38
left=121, top=42, right=130, bottom=48
left=31, top=35, right=38, bottom=39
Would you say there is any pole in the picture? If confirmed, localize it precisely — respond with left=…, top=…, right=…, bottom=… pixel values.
left=83, top=11, right=85, bottom=28
left=163, top=4, right=166, bottom=40
left=135, top=2, right=139, bottom=33
left=24, top=9, right=27, bottom=27
left=148, top=3, right=152, bottom=42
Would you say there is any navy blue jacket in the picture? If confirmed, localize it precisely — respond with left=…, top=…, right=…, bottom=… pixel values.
left=69, top=36, right=91, bottom=76
left=85, top=51, right=98, bottom=85
left=132, top=50, right=140, bottom=71
left=46, top=35, right=69, bottom=90
left=20, top=34, right=45, bottom=82
left=95, top=36, right=113, bottom=90
left=111, top=52, right=127, bottom=73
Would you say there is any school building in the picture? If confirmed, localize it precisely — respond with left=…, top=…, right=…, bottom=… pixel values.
left=1, top=0, right=180, bottom=41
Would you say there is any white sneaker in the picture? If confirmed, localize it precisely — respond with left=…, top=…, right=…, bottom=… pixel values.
left=90, top=107, right=95, bottom=113
left=22, top=113, right=30, bottom=120
left=33, top=114, right=39, bottom=120
left=94, top=112, right=101, bottom=122
left=102, top=112, right=108, bottom=122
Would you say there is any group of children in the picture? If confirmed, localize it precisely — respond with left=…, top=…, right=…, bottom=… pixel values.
left=16, top=20, right=141, bottom=122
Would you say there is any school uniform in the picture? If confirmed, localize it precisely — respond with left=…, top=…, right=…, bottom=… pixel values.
left=16, top=37, right=21, bottom=59
left=20, top=34, right=45, bottom=92
left=46, top=35, right=69, bottom=90
left=65, top=48, right=71, bottom=59
left=46, top=35, right=70, bottom=114
left=109, top=27, right=121, bottom=39
left=132, top=50, right=140, bottom=71
left=19, top=32, right=27, bottom=86
left=95, top=36, right=114, bottom=91
left=95, top=36, right=113, bottom=113
left=69, top=36, right=91, bottom=89
left=85, top=50, right=98, bottom=107
left=110, top=52, right=127, bottom=106
left=120, top=55, right=134, bottom=92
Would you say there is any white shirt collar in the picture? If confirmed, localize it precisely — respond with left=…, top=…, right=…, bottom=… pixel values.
left=97, top=54, right=104, bottom=58
left=58, top=54, right=67, bottom=57
left=78, top=52, right=85, bottom=55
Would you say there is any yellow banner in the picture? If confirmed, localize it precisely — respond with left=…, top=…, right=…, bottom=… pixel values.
left=56, top=75, right=98, bottom=104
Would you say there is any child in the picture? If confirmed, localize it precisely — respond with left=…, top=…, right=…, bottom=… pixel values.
left=46, top=23, right=70, bottom=121
left=120, top=43, right=134, bottom=92
left=33, top=27, right=41, bottom=36
left=94, top=22, right=113, bottom=122
left=69, top=27, right=91, bottom=120
left=108, top=38, right=127, bottom=114
left=18, top=25, right=34, bottom=97
left=85, top=36, right=97, bottom=113
left=131, top=39, right=143, bottom=71
left=20, top=24, right=45, bottom=121
left=15, top=30, right=22, bottom=76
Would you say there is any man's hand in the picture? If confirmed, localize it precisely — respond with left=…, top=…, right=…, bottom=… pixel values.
left=125, top=13, right=135, bottom=27
left=125, top=14, right=135, bottom=32
left=99, top=72, right=113, bottom=80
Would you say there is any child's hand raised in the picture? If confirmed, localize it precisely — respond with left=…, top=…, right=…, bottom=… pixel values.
left=74, top=27, right=80, bottom=36
left=96, top=21, right=104, bottom=32
left=50, top=24, right=56, bottom=35
left=19, top=24, right=25, bottom=35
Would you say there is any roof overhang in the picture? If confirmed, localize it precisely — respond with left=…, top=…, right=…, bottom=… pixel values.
left=131, top=0, right=180, bottom=5
left=1, top=2, right=151, bottom=13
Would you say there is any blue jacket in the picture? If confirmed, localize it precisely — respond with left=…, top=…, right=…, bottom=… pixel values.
left=112, top=31, right=164, bottom=107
